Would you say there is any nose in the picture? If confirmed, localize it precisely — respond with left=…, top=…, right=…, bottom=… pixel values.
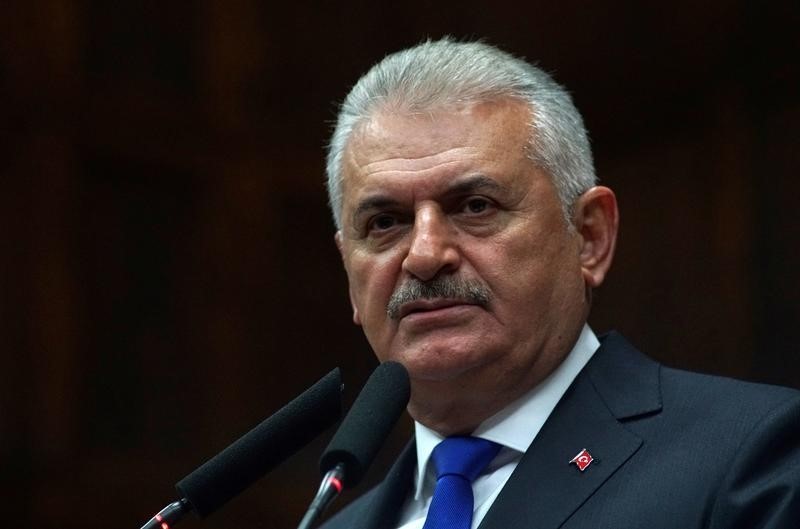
left=402, top=205, right=461, bottom=281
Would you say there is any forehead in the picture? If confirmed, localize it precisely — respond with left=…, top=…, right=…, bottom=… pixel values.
left=341, top=100, right=533, bottom=201
left=346, top=99, right=530, bottom=168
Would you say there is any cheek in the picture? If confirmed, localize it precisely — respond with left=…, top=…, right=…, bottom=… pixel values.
left=480, top=231, right=579, bottom=309
left=348, top=253, right=401, bottom=320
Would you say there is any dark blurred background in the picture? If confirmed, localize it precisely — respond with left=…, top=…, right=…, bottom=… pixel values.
left=2, top=1, right=798, bottom=527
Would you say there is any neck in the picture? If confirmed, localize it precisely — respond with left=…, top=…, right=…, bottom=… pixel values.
left=407, top=377, right=534, bottom=436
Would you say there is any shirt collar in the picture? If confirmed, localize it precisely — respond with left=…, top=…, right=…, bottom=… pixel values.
left=412, top=324, right=600, bottom=499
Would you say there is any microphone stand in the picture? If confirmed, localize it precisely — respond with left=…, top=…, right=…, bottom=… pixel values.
left=296, top=464, right=346, bottom=529
left=140, top=499, right=190, bottom=529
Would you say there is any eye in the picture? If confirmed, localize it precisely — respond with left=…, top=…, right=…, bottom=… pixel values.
left=369, top=214, right=397, bottom=232
left=463, top=197, right=492, bottom=214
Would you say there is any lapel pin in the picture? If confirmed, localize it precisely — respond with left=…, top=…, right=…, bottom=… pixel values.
left=569, top=448, right=594, bottom=472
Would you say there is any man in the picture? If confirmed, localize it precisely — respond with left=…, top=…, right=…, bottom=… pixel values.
left=320, top=38, right=800, bottom=528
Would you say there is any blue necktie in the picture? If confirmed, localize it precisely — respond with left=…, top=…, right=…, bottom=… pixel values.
left=422, top=436, right=502, bottom=529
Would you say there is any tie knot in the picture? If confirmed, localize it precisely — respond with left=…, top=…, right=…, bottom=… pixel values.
left=431, top=436, right=501, bottom=482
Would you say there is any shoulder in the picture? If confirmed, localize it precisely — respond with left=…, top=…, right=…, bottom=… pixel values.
left=672, top=372, right=800, bottom=526
left=589, top=331, right=800, bottom=477
left=586, top=332, right=800, bottom=526
left=593, top=330, right=800, bottom=420
left=658, top=362, right=800, bottom=462
left=660, top=362, right=800, bottom=416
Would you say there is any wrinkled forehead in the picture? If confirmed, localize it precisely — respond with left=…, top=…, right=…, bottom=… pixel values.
left=342, top=99, right=533, bottom=182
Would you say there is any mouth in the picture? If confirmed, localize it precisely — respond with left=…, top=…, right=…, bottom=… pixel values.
left=396, top=298, right=479, bottom=320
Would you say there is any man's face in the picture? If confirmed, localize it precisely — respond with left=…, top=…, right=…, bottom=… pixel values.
left=336, top=99, right=590, bottom=431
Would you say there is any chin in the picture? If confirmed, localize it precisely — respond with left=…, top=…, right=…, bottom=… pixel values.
left=391, top=340, right=495, bottom=382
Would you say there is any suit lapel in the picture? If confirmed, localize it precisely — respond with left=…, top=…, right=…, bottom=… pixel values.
left=478, top=332, right=662, bottom=529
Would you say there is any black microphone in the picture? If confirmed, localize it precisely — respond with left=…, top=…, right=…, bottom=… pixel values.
left=139, top=367, right=343, bottom=529
left=297, top=361, right=410, bottom=529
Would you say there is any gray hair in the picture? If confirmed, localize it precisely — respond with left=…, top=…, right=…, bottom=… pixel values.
left=325, top=37, right=596, bottom=229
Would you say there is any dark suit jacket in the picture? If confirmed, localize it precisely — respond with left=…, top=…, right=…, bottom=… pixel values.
left=319, top=332, right=800, bottom=529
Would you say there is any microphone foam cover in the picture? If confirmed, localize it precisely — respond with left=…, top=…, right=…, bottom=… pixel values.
left=175, top=367, right=342, bottom=518
left=319, top=361, right=410, bottom=488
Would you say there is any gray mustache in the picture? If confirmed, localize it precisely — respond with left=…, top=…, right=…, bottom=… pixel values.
left=386, top=277, right=491, bottom=320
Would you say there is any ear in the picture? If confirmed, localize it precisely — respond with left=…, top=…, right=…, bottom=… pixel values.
left=572, top=186, right=619, bottom=288
left=335, top=231, right=362, bottom=326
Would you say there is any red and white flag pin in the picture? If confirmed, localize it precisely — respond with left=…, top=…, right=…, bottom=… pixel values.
left=569, top=448, right=594, bottom=472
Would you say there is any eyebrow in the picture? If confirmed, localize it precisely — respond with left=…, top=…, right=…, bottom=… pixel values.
left=444, top=174, right=504, bottom=196
left=352, top=196, right=401, bottom=223
left=351, top=174, right=506, bottom=223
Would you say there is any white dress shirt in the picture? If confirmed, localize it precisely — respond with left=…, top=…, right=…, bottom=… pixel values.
left=395, top=325, right=600, bottom=529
